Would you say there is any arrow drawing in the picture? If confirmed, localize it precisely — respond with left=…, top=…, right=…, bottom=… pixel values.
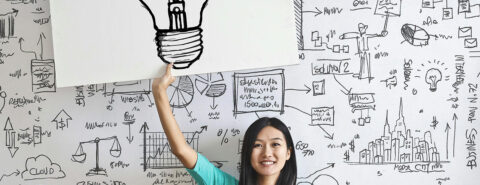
left=52, top=109, right=72, bottom=130
left=452, top=113, right=457, bottom=157
left=140, top=122, right=149, bottom=171
left=125, top=123, right=134, bottom=144
left=3, top=117, right=19, bottom=157
left=123, top=112, right=135, bottom=144
left=318, top=125, right=334, bottom=140
left=333, top=74, right=352, bottom=95
left=0, top=169, right=20, bottom=182
left=297, top=163, right=338, bottom=185
left=445, top=122, right=450, bottom=159
left=19, top=38, right=38, bottom=59
left=4, top=117, right=13, bottom=146
left=210, top=97, right=218, bottom=110
left=286, top=84, right=312, bottom=94
left=302, top=7, right=323, bottom=16
left=36, top=33, right=46, bottom=60
left=285, top=105, right=311, bottom=117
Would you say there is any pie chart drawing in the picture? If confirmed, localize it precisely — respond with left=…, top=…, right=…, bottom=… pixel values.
left=167, top=76, right=195, bottom=108
left=401, top=24, right=430, bottom=46
left=195, top=73, right=227, bottom=98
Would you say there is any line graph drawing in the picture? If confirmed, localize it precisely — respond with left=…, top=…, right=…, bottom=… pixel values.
left=141, top=122, right=206, bottom=170
left=297, top=163, right=338, bottom=185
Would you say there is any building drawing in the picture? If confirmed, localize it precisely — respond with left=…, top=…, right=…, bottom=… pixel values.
left=357, top=98, right=441, bottom=164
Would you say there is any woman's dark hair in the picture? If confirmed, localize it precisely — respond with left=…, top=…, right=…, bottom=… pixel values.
left=239, top=117, right=297, bottom=185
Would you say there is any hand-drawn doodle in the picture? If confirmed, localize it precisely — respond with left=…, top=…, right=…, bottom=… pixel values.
left=340, top=23, right=388, bottom=81
left=469, top=50, right=480, bottom=58
left=8, top=0, right=38, bottom=4
left=233, top=69, right=285, bottom=117
left=283, top=105, right=335, bottom=140
left=0, top=9, right=17, bottom=39
left=138, top=0, right=209, bottom=69
left=415, top=60, right=449, bottom=92
left=431, top=116, right=439, bottom=129
left=51, top=109, right=72, bottom=130
left=140, top=122, right=206, bottom=170
left=123, top=111, right=136, bottom=144
left=347, top=98, right=448, bottom=173
left=312, top=80, right=325, bottom=96
left=0, top=169, right=19, bottom=182
left=17, top=125, right=48, bottom=146
left=381, top=76, right=398, bottom=89
left=425, top=68, right=443, bottom=92
left=465, top=38, right=478, bottom=48
left=466, top=128, right=477, bottom=169
left=217, top=128, right=240, bottom=146
left=401, top=24, right=430, bottom=46
left=167, top=76, right=195, bottom=117
left=0, top=85, right=6, bottom=113
left=296, top=140, right=315, bottom=157
left=374, top=0, right=402, bottom=33
left=19, top=33, right=56, bottom=93
left=71, top=136, right=122, bottom=176
left=21, top=154, right=66, bottom=180
left=297, top=163, right=339, bottom=185
left=195, top=73, right=227, bottom=110
left=460, top=1, right=480, bottom=19
left=104, top=80, right=153, bottom=109
left=459, top=27, right=473, bottom=38
left=294, top=0, right=304, bottom=50
left=445, top=114, right=458, bottom=160
left=4, top=117, right=19, bottom=158
left=332, top=74, right=376, bottom=126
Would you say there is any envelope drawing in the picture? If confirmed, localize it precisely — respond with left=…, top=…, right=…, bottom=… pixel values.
left=465, top=38, right=478, bottom=48
left=459, top=27, right=473, bottom=38
left=465, top=4, right=480, bottom=18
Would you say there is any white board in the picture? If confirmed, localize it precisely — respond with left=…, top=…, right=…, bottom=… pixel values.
left=49, top=0, right=299, bottom=87
left=0, top=0, right=479, bottom=185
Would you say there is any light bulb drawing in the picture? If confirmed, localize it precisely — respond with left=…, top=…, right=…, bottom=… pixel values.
left=71, top=136, right=122, bottom=176
left=139, top=0, right=209, bottom=69
left=425, top=68, right=442, bottom=92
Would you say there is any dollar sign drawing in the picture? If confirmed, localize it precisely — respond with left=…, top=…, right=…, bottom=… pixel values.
left=0, top=86, right=6, bottom=113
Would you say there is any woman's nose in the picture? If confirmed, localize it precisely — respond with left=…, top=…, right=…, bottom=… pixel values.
left=262, top=145, right=273, bottom=156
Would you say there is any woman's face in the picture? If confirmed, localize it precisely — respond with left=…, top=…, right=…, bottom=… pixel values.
left=250, top=126, right=291, bottom=179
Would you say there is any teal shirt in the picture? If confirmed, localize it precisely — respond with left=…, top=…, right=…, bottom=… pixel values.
left=186, top=153, right=239, bottom=185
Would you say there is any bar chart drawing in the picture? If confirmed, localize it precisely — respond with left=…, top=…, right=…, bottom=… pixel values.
left=0, top=9, right=17, bottom=39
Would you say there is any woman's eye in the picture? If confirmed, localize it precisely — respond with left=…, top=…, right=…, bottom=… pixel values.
left=273, top=143, right=281, bottom=147
left=254, top=144, right=262, bottom=148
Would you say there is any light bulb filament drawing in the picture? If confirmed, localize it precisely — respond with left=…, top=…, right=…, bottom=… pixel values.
left=139, top=0, right=209, bottom=69
left=425, top=68, right=442, bottom=92
left=71, top=136, right=122, bottom=176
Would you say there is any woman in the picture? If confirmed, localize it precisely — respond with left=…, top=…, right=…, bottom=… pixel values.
left=152, top=64, right=297, bottom=185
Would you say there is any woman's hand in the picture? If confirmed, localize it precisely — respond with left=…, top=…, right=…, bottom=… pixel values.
left=152, top=64, right=176, bottom=96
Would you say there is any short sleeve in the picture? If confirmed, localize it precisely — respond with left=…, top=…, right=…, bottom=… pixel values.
left=186, top=153, right=239, bottom=185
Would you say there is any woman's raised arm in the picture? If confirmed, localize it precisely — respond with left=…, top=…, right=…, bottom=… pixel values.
left=152, top=64, right=197, bottom=169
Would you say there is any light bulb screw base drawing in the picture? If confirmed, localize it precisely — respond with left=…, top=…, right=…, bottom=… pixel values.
left=139, top=0, right=208, bottom=69
left=155, top=28, right=203, bottom=69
